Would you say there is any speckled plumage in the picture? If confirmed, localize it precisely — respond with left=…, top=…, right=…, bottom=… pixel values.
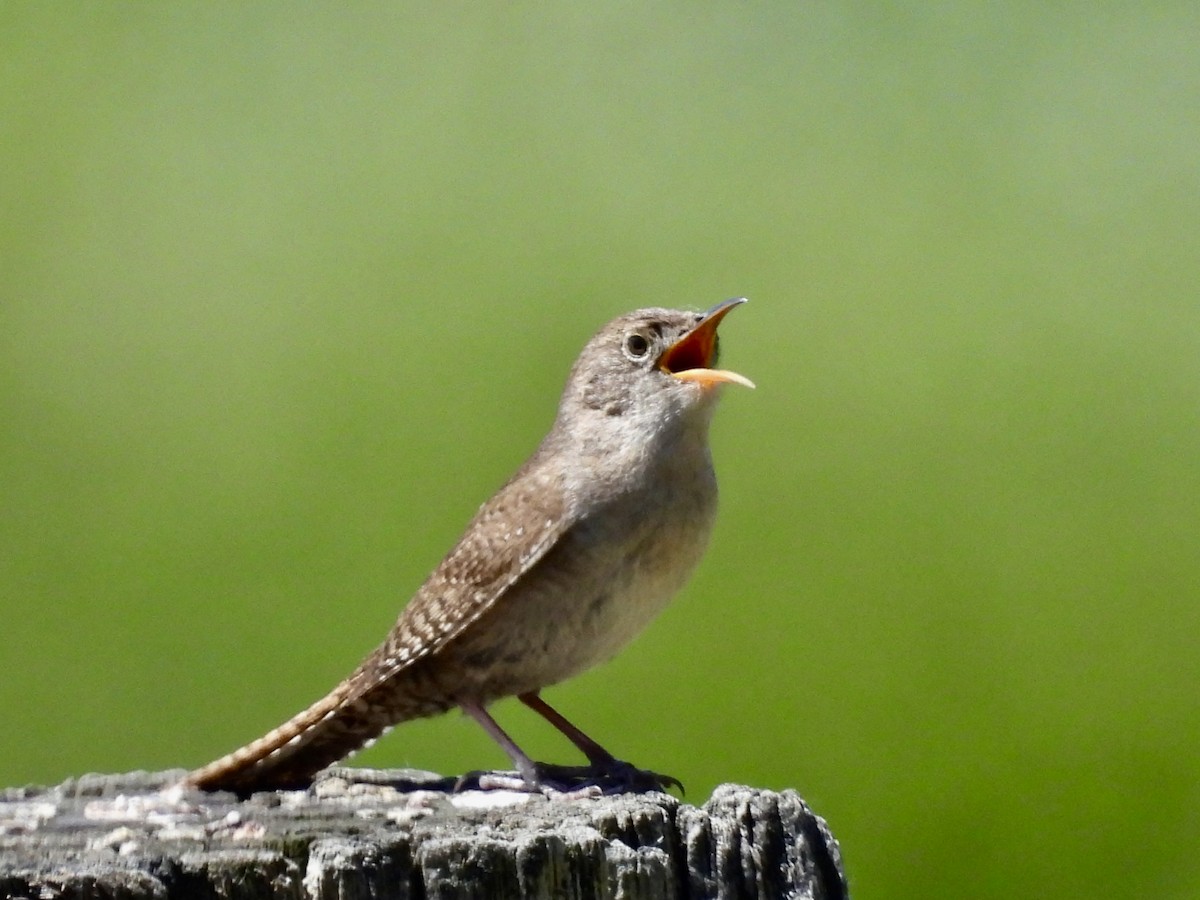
left=187, top=301, right=749, bottom=795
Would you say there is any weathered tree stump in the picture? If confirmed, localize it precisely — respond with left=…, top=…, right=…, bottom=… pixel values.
left=0, top=769, right=846, bottom=899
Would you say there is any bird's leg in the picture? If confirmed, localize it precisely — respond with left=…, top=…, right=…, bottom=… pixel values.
left=457, top=701, right=601, bottom=798
left=518, top=692, right=683, bottom=794
left=459, top=701, right=540, bottom=787
left=518, top=692, right=616, bottom=765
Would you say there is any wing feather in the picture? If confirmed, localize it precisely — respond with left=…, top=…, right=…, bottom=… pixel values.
left=368, top=456, right=573, bottom=680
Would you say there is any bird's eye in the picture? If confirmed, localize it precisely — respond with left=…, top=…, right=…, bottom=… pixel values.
left=624, top=332, right=651, bottom=360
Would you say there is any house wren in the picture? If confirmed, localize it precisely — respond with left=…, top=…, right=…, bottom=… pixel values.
left=186, top=298, right=752, bottom=796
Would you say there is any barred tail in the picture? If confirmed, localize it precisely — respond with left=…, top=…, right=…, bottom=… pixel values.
left=184, top=663, right=450, bottom=796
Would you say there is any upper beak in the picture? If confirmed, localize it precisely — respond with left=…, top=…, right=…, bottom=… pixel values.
left=658, top=297, right=755, bottom=390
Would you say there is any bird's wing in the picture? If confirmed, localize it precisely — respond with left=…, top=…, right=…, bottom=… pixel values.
left=184, top=462, right=574, bottom=794
left=369, top=458, right=574, bottom=677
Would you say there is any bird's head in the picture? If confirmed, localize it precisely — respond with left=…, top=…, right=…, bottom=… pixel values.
left=557, top=298, right=753, bottom=452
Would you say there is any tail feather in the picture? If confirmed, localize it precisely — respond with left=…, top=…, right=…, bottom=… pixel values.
left=185, top=665, right=448, bottom=795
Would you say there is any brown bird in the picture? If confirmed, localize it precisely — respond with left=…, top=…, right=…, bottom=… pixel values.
left=186, top=298, right=752, bottom=796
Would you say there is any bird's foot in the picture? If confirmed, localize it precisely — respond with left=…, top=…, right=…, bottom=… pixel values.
left=578, top=758, right=684, bottom=795
left=455, top=761, right=681, bottom=798
left=454, top=766, right=600, bottom=799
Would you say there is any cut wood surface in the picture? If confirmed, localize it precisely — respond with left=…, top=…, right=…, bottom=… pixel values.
left=0, top=768, right=846, bottom=899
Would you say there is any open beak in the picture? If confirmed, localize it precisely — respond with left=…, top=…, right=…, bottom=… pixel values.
left=659, top=297, right=755, bottom=390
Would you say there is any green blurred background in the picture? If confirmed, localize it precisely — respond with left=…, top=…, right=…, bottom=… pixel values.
left=3, top=5, right=1197, bottom=897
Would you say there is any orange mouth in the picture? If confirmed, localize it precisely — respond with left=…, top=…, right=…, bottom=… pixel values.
left=659, top=297, right=755, bottom=389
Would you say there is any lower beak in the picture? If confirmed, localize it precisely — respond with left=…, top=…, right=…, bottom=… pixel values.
left=659, top=297, right=755, bottom=390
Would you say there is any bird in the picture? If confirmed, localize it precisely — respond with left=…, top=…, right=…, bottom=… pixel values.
left=185, top=298, right=753, bottom=796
